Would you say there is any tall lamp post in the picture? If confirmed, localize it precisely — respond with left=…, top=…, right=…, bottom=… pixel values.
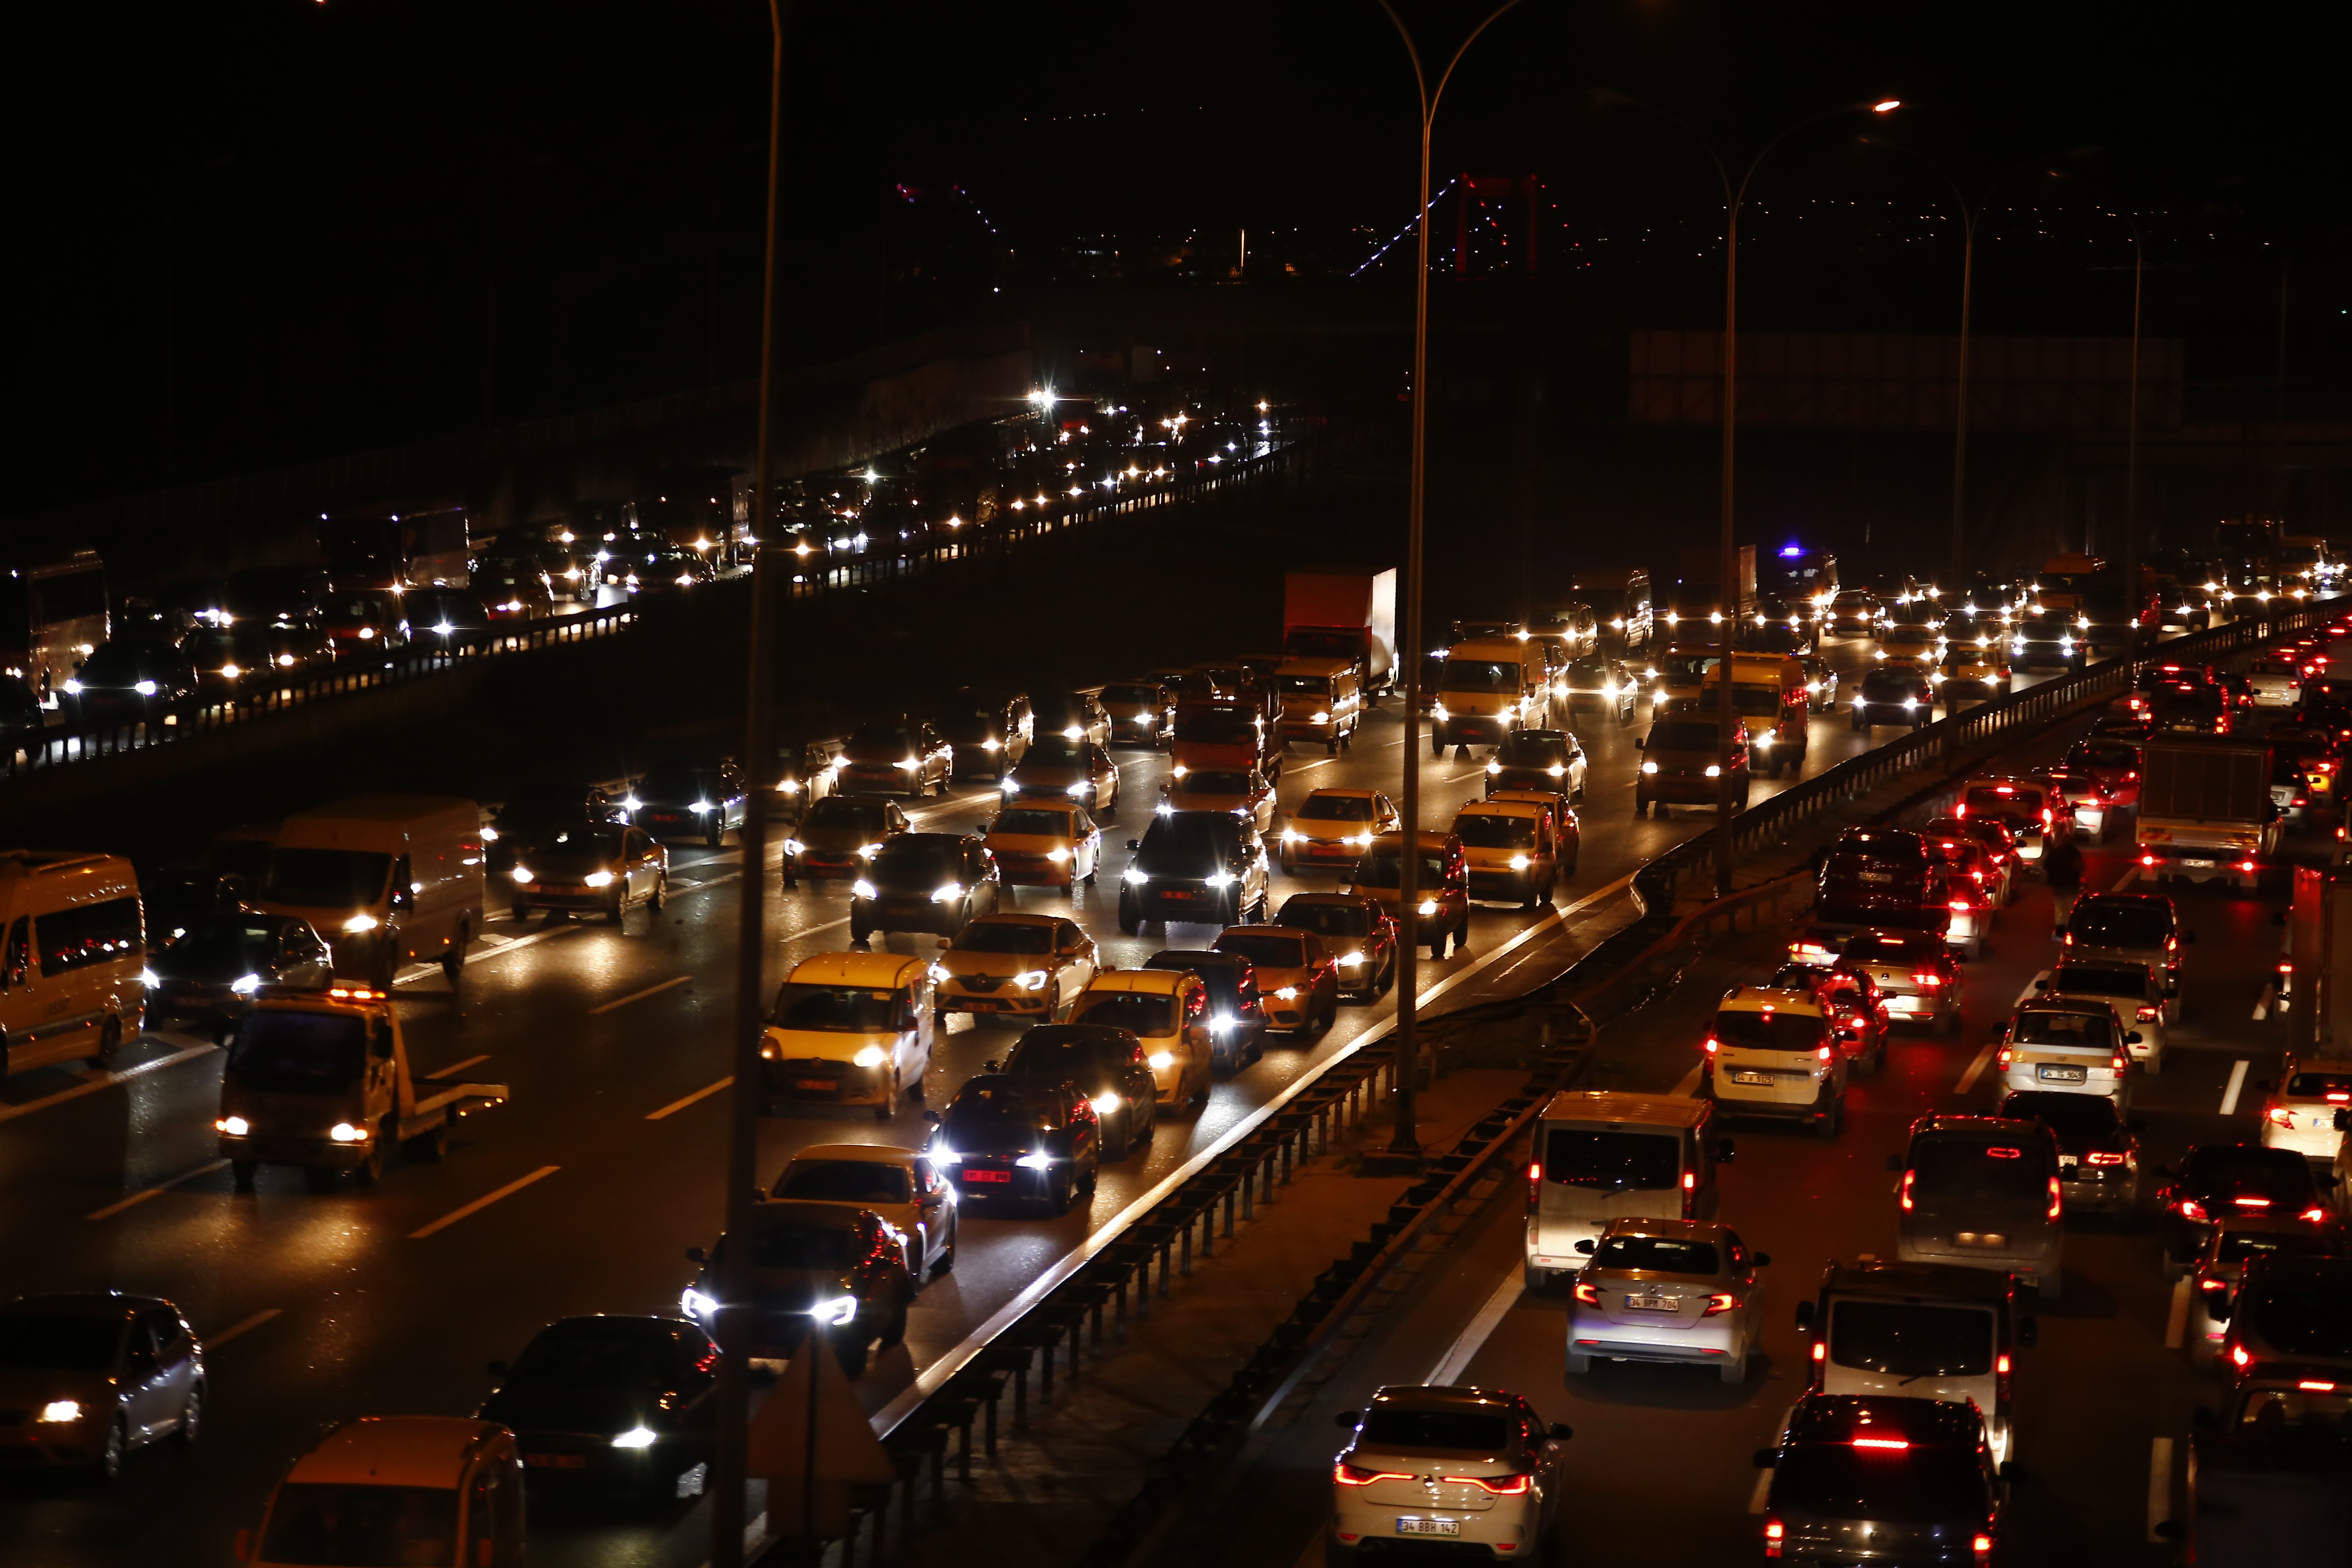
left=1372, top=0, right=1526, bottom=1165
left=1597, top=93, right=1899, bottom=895
left=714, top=3, right=790, bottom=1565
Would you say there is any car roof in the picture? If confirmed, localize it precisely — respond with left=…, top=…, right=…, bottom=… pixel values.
left=1145, top=949, right=1246, bottom=974
left=1215, top=925, right=1299, bottom=941
left=1366, top=1384, right=1526, bottom=1416
left=965, top=911, right=1059, bottom=929
left=1457, top=798, right=1544, bottom=819
left=1818, top=1259, right=2014, bottom=1305
left=1302, top=787, right=1380, bottom=800
left=287, top=1417, right=508, bottom=1487
left=1597, top=1217, right=1727, bottom=1244
left=747, top=1199, right=870, bottom=1231
left=1787, top=1394, right=1984, bottom=1448
left=782, top=1144, right=922, bottom=1168
left=1538, top=1090, right=1709, bottom=1130
left=1908, top=1113, right=2055, bottom=1145
left=1486, top=789, right=1567, bottom=809
left=1089, top=968, right=1186, bottom=995
left=786, top=950, right=924, bottom=988
left=1719, top=986, right=1825, bottom=1017
left=1370, top=830, right=1461, bottom=851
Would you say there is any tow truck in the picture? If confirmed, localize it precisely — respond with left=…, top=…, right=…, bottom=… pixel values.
left=215, top=984, right=508, bottom=1191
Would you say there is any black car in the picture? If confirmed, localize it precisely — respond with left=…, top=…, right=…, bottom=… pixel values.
left=478, top=1316, right=719, bottom=1502
left=2219, top=1255, right=2352, bottom=1387
left=1141, top=950, right=1267, bottom=1072
left=1755, top=1394, right=2001, bottom=1566
left=1850, top=667, right=1934, bottom=730
left=1484, top=728, right=1586, bottom=800
left=405, top=588, right=493, bottom=652
left=484, top=781, right=630, bottom=879
left=2158, top=1143, right=2328, bottom=1277
left=934, top=688, right=1030, bottom=780
left=141, top=867, right=244, bottom=943
left=1997, top=1090, right=2143, bottom=1217
left=0, top=675, right=44, bottom=752
left=996, top=1023, right=1158, bottom=1160
left=636, top=759, right=749, bottom=847
left=1117, top=810, right=1271, bottom=933
left=64, top=640, right=196, bottom=723
left=851, top=833, right=1000, bottom=943
left=230, top=625, right=334, bottom=695
left=224, top=566, right=330, bottom=629
left=927, top=1075, right=1101, bottom=1214
left=144, top=913, right=334, bottom=1033
left=1032, top=690, right=1110, bottom=748
left=508, top=823, right=668, bottom=925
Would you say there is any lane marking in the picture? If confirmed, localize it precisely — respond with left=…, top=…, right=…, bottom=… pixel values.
left=2112, top=867, right=2140, bottom=892
left=867, top=873, right=1641, bottom=1439
left=649, top=1076, right=734, bottom=1121
left=205, top=1308, right=282, bottom=1348
left=1955, top=1042, right=1999, bottom=1095
left=2164, top=1275, right=2192, bottom=1351
left=0, top=1043, right=218, bottom=1125
left=2013, top=973, right=2050, bottom=1011
left=2147, top=1436, right=2175, bottom=1542
left=86, top=1159, right=230, bottom=1221
left=1428, top=1268, right=1525, bottom=1385
left=1672, top=1061, right=1705, bottom=1099
left=588, top=975, right=693, bottom=1015
left=1748, top=1462, right=1775, bottom=1514
left=2219, top=1059, right=2251, bottom=1116
left=409, top=1165, right=562, bottom=1240
left=393, top=922, right=582, bottom=987
left=423, top=1055, right=490, bottom=1081
left=1285, top=759, right=1338, bottom=775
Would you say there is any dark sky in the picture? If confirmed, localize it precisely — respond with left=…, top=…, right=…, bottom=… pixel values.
left=6, top=0, right=2343, bottom=514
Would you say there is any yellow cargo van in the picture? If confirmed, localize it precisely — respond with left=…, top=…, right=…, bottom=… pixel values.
left=251, top=796, right=485, bottom=989
left=0, top=850, right=145, bottom=1078
left=760, top=950, right=937, bottom=1119
left=1431, top=637, right=1549, bottom=756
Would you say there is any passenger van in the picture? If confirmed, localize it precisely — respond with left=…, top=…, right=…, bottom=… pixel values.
left=1703, top=986, right=1847, bottom=1134
left=0, top=850, right=145, bottom=1078
left=1892, top=1112, right=2065, bottom=1298
left=759, top=950, right=936, bottom=1120
left=1571, top=569, right=1653, bottom=651
left=1271, top=657, right=1363, bottom=753
left=1525, top=1091, right=1731, bottom=1289
left=250, top=796, right=485, bottom=989
left=1431, top=637, right=1547, bottom=755
left=239, top=1417, right=525, bottom=1568
left=1997, top=998, right=2133, bottom=1107
left=1702, top=653, right=1811, bottom=777
left=1795, top=1259, right=2034, bottom=1468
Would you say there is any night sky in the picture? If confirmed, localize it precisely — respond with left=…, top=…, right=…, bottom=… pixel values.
left=7, top=0, right=2345, bottom=514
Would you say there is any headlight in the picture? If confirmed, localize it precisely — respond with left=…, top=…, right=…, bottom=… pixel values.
left=1067, top=781, right=1090, bottom=798
left=134, top=680, right=158, bottom=695
left=777, top=778, right=801, bottom=795
left=1274, top=986, right=1299, bottom=1000
left=1090, top=1091, right=1121, bottom=1115
left=689, top=800, right=714, bottom=813
left=1704, top=765, right=1722, bottom=778
left=1204, top=872, right=1236, bottom=888
left=217, top=1115, right=250, bottom=1136
left=434, top=621, right=456, bottom=635
left=1547, top=763, right=1566, bottom=776
left=853, top=1044, right=888, bottom=1068
left=1001, top=776, right=1020, bottom=793
left=510, top=866, right=535, bottom=883
left=895, top=759, right=920, bottom=772
left=1046, top=847, right=1070, bottom=862
left=1485, top=761, right=1501, bottom=775
left=37, top=1401, right=80, bottom=1424
left=852, top=879, right=878, bottom=898
left=1313, top=710, right=1329, bottom=723
left=1282, top=828, right=1303, bottom=843
left=857, top=843, right=881, bottom=858
left=1147, top=1051, right=1176, bottom=1071
left=1432, top=704, right=1449, bottom=721
left=1756, top=732, right=1775, bottom=746
left=1338, top=950, right=1365, bottom=967
left=982, top=738, right=1001, bottom=751
left=680, top=1287, right=718, bottom=1320
left=1509, top=855, right=1531, bottom=870
left=811, top=1294, right=859, bottom=1326
left=1347, top=833, right=1372, bottom=847
left=329, top=1121, right=369, bottom=1142
left=931, top=882, right=964, bottom=903
left=1123, top=867, right=1148, bottom=885
left=1902, top=698, right=1919, bottom=709
left=342, top=913, right=379, bottom=933
left=1017, top=1152, right=1056, bottom=1169
left=1417, top=899, right=1438, bottom=915
left=230, top=973, right=262, bottom=995
left=481, top=825, right=501, bottom=842
left=583, top=870, right=615, bottom=888
left=140, top=967, right=160, bottom=987
left=784, top=839, right=805, bottom=854
left=1062, top=725, right=1083, bottom=740
left=61, top=679, right=82, bottom=694
left=611, top=1427, right=658, bottom=1450
left=1641, top=761, right=1659, bottom=774
left=219, top=664, right=240, bottom=680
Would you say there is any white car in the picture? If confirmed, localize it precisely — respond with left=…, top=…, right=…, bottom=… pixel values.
left=1565, top=1218, right=1769, bottom=1384
left=2263, top=1054, right=2352, bottom=1163
left=1329, top=1385, right=1570, bottom=1565
left=2034, top=959, right=2168, bottom=1074
left=1997, top=997, right=2132, bottom=1108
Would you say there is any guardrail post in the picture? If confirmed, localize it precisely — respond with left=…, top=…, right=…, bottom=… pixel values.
left=1223, top=1186, right=1237, bottom=1239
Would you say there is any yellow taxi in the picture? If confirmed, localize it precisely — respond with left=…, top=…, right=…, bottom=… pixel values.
left=979, top=799, right=1101, bottom=891
left=759, top=950, right=937, bottom=1120
left=1210, top=925, right=1341, bottom=1035
left=1068, top=969, right=1213, bottom=1109
left=1934, top=637, right=2012, bottom=704
left=1161, top=765, right=1278, bottom=833
left=1277, top=787, right=1398, bottom=873
left=1449, top=796, right=1565, bottom=908
left=933, top=911, right=1099, bottom=1023
left=1350, top=830, right=1471, bottom=958
left=1876, top=625, right=1942, bottom=672
left=1486, top=787, right=1581, bottom=874
left=1003, top=735, right=1121, bottom=819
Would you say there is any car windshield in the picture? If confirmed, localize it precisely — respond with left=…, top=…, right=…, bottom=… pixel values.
left=1134, top=819, right=1232, bottom=875
left=1645, top=722, right=1718, bottom=751
left=1911, top=1132, right=2052, bottom=1198
left=1357, top=1408, right=1512, bottom=1452
left=2288, top=1073, right=2352, bottom=1100
left=1658, top=653, right=1720, bottom=681
left=528, top=826, right=625, bottom=858
left=1023, top=737, right=1090, bottom=768
left=1274, top=675, right=1331, bottom=696
left=1842, top=934, right=1941, bottom=965
left=772, top=1162, right=911, bottom=1205
left=1181, top=771, right=1253, bottom=796
left=0, top=1313, right=119, bottom=1370
left=1715, top=1009, right=1828, bottom=1050
left=1213, top=932, right=1304, bottom=968
left=2069, top=741, right=2139, bottom=770
left=1568, top=659, right=1611, bottom=681
left=1592, top=1235, right=1719, bottom=1275
left=1773, top=1446, right=1986, bottom=1523
left=2067, top=901, right=2168, bottom=947
left=1862, top=671, right=1923, bottom=698
left=2012, top=1010, right=2115, bottom=1050
left=1440, top=660, right=1522, bottom=694
left=845, top=726, right=917, bottom=758
left=639, top=765, right=719, bottom=803
left=1006, top=1031, right=1132, bottom=1077
left=991, top=809, right=1075, bottom=838
left=2182, top=1145, right=2318, bottom=1200
left=1276, top=901, right=1369, bottom=938
left=1497, top=735, right=1568, bottom=765
left=771, top=984, right=903, bottom=1032
left=261, top=1483, right=461, bottom=1567
left=1542, top=1129, right=1679, bottom=1192
left=1963, top=785, right=2043, bottom=816
left=1357, top=848, right=1450, bottom=888
left=1828, top=1301, right=1994, bottom=1378
left=1101, top=684, right=1161, bottom=705
left=1073, top=993, right=1178, bottom=1035
left=263, top=848, right=389, bottom=908
left=2241, top=1283, right=2352, bottom=1358
left=750, top=1222, right=856, bottom=1270
left=805, top=799, right=887, bottom=834
left=160, top=918, right=285, bottom=971
left=953, top=922, right=1053, bottom=955
left=870, top=842, right=962, bottom=885
left=1453, top=814, right=1537, bottom=848
left=2051, top=964, right=2146, bottom=1000
left=1173, top=712, right=1257, bottom=745
left=943, top=1084, right=1055, bottom=1152
left=228, top=1011, right=369, bottom=1092
left=503, top=1320, right=678, bottom=1393
left=1997, top=1092, right=2122, bottom=1138
left=1295, top=795, right=1375, bottom=822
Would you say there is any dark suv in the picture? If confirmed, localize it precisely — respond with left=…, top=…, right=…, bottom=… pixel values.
left=928, top=1074, right=1100, bottom=1214
left=1117, top=810, right=1271, bottom=933
left=851, top=833, right=1000, bottom=943
left=1851, top=667, right=1934, bottom=729
left=934, top=688, right=1030, bottom=781
left=1755, top=1393, right=2002, bottom=1565
left=2157, top=1143, right=2328, bottom=1278
left=1142, top=950, right=1267, bottom=1072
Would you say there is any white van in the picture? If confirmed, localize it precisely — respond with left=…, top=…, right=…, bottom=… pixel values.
left=0, top=850, right=145, bottom=1078
left=251, top=796, right=485, bottom=989
left=1525, top=1091, right=1730, bottom=1289
left=1797, top=1259, right=2034, bottom=1469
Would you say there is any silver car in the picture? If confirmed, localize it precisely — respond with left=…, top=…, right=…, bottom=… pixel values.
left=2058, top=892, right=2189, bottom=1023
left=1565, top=1218, right=1770, bottom=1384
left=0, top=1292, right=205, bottom=1479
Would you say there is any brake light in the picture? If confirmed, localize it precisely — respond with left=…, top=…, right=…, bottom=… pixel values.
left=1996, top=1353, right=2012, bottom=1377
left=1683, top=1169, right=1696, bottom=1191
left=1703, top=1292, right=1738, bottom=1317
left=1703, top=1035, right=1719, bottom=1055
left=2111, top=1052, right=2128, bottom=1073
left=2043, top=807, right=2054, bottom=824
left=1914, top=972, right=1944, bottom=987
left=2177, top=1199, right=2207, bottom=1221
left=1441, top=1472, right=1531, bottom=1495
left=2300, top=1381, right=2340, bottom=1392
left=2048, top=1176, right=2063, bottom=1220
left=1764, top=1518, right=1785, bottom=1558
left=1954, top=801, right=1967, bottom=817
left=2231, top=1343, right=2251, bottom=1370
left=1573, top=1280, right=1600, bottom=1306
left=1973, top=1534, right=1995, bottom=1563
left=2201, top=1277, right=2227, bottom=1291
left=1899, top=1170, right=1915, bottom=1211
left=1852, top=1438, right=1911, bottom=1450
left=2269, top=1108, right=2297, bottom=1128
left=2140, top=854, right=2157, bottom=867
left=2239, top=860, right=2257, bottom=872
left=1334, top=1461, right=1411, bottom=1486
left=1812, top=1338, right=1826, bottom=1362
left=1528, top=1161, right=1542, bottom=1207
left=1817, top=1045, right=1832, bottom=1062
left=2235, top=1196, right=2271, bottom=1208
left=1996, top=1045, right=2013, bottom=1069
left=1950, top=900, right=1972, bottom=912
left=2305, top=1207, right=2331, bottom=1223
left=2086, top=1151, right=2129, bottom=1166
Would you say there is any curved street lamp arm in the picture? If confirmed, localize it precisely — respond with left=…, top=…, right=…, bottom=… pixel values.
left=1374, top=0, right=1432, bottom=124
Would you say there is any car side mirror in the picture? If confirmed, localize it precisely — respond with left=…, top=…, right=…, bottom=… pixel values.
left=1334, top=1411, right=1359, bottom=1431
left=2208, top=1300, right=2233, bottom=1324
left=2017, top=1317, right=2038, bottom=1348
left=1574, top=1238, right=1596, bottom=1255
left=923, top=1110, right=941, bottom=1125
left=1126, top=839, right=1141, bottom=852
left=2030, top=977, right=2048, bottom=990
left=1547, top=1423, right=1572, bottom=1442
left=1635, top=736, right=1645, bottom=748
left=1751, top=1252, right=1772, bottom=1268
left=1885, top=1152, right=1905, bottom=1173
left=487, top=1360, right=510, bottom=1377
left=684, top=1246, right=708, bottom=1264
left=1715, top=1137, right=1735, bottom=1163
left=1752, top=1448, right=1778, bottom=1470
left=1794, top=1300, right=1815, bottom=1332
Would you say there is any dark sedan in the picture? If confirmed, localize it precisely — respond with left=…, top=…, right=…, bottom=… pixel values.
left=1850, top=667, right=1934, bottom=730
left=636, top=759, right=749, bottom=847
left=995, top=1023, right=1158, bottom=1160
left=934, top=688, right=1029, bottom=780
left=1142, top=949, right=1266, bottom=1072
left=2157, top=1143, right=2329, bottom=1277
left=64, top=641, right=196, bottom=723
left=483, top=781, right=630, bottom=878
left=1484, top=728, right=1586, bottom=801
left=850, top=833, right=999, bottom=943
left=926, top=1075, right=1100, bottom=1215
left=405, top=588, right=493, bottom=652
left=508, top=824, right=668, bottom=925
left=1998, top=1089, right=2143, bottom=1216
left=144, top=913, right=334, bottom=1033
left=1272, top=891, right=1398, bottom=1001
left=479, top=1315, right=718, bottom=1503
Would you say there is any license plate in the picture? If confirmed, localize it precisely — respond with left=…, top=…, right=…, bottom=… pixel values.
left=963, top=1169, right=1011, bottom=1183
left=1396, top=1519, right=1459, bottom=1537
left=967, top=1000, right=1001, bottom=1011
left=525, top=1453, right=588, bottom=1470
left=649, top=813, right=680, bottom=823
left=2059, top=1153, right=2079, bottom=1167
left=1732, top=1072, right=1774, bottom=1086
left=1624, top=1293, right=1676, bottom=1312
left=2183, top=858, right=2215, bottom=870
left=1161, top=889, right=1195, bottom=900
left=2038, top=1065, right=2088, bottom=1083
left=793, top=1079, right=835, bottom=1092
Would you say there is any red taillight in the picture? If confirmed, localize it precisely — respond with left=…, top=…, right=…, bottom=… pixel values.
left=1703, top=1292, right=1738, bottom=1317
left=2043, top=807, right=2054, bottom=824
left=1334, top=1461, right=1411, bottom=1486
left=2235, top=1196, right=2272, bottom=1208
left=1684, top=1169, right=1696, bottom=1191
left=2200, top=1277, right=2228, bottom=1292
left=2086, top=1151, right=2129, bottom=1166
left=1573, top=1279, right=1599, bottom=1305
left=2231, top=1343, right=2252, bottom=1370
left=2111, top=1053, right=2128, bottom=1073
left=2239, top=860, right=2256, bottom=873
left=2048, top=1176, right=2063, bottom=1220
left=2178, top=1199, right=2207, bottom=1222
left=1528, top=1161, right=1542, bottom=1207
left=1996, top=1353, right=2011, bottom=1377
left=1817, top=1045, right=1832, bottom=1062
left=1764, top=1518, right=1785, bottom=1558
left=1812, top=1338, right=1826, bottom=1362
left=2300, top=1380, right=2340, bottom=1392
left=1914, top=972, right=1943, bottom=987
left=1441, top=1472, right=1531, bottom=1495
left=1899, top=1170, right=1915, bottom=1211
left=1852, top=1437, right=1911, bottom=1450
left=2269, top=1108, right=2297, bottom=1128
left=1954, top=801, right=1967, bottom=817
left=1996, top=1045, right=2013, bottom=1069
left=1703, top=1036, right=1719, bottom=1055
left=1950, top=900, right=1972, bottom=912
left=2304, top=1207, right=2331, bottom=1223
left=1973, top=1533, right=1995, bottom=1563
left=2139, top=853, right=2158, bottom=867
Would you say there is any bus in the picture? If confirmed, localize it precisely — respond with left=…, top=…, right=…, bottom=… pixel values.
left=320, top=509, right=471, bottom=591
left=0, top=551, right=108, bottom=706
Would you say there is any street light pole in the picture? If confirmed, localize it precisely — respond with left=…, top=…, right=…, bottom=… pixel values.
left=1374, top=0, right=1525, bottom=1163
left=713, top=4, right=790, bottom=1565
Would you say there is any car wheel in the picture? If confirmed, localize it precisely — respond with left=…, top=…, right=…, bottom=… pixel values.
left=231, top=1160, right=258, bottom=1191
left=90, top=1014, right=123, bottom=1070
left=1721, top=1350, right=1750, bottom=1386
left=509, top=900, right=530, bottom=920
left=1817, top=1098, right=1843, bottom=1139
left=175, top=1381, right=203, bottom=1447
left=1565, top=1350, right=1590, bottom=1376
left=648, top=875, right=665, bottom=914
left=1431, top=733, right=1445, bottom=756
left=1048, top=1169, right=1075, bottom=1216
left=1938, top=1004, right=1960, bottom=1037
left=1525, top=1261, right=1550, bottom=1292
left=1118, top=895, right=1140, bottom=936
left=834, top=1334, right=870, bottom=1379
left=705, top=817, right=723, bottom=848
left=1324, top=1534, right=1360, bottom=1568
left=97, top=1416, right=126, bottom=1483
left=879, top=1298, right=909, bottom=1348
left=606, top=894, right=625, bottom=927
left=405, top=1121, right=450, bottom=1162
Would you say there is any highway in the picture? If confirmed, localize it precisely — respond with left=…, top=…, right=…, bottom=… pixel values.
left=0, top=621, right=2022, bottom=1567
left=1194, top=643, right=2322, bottom=1568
